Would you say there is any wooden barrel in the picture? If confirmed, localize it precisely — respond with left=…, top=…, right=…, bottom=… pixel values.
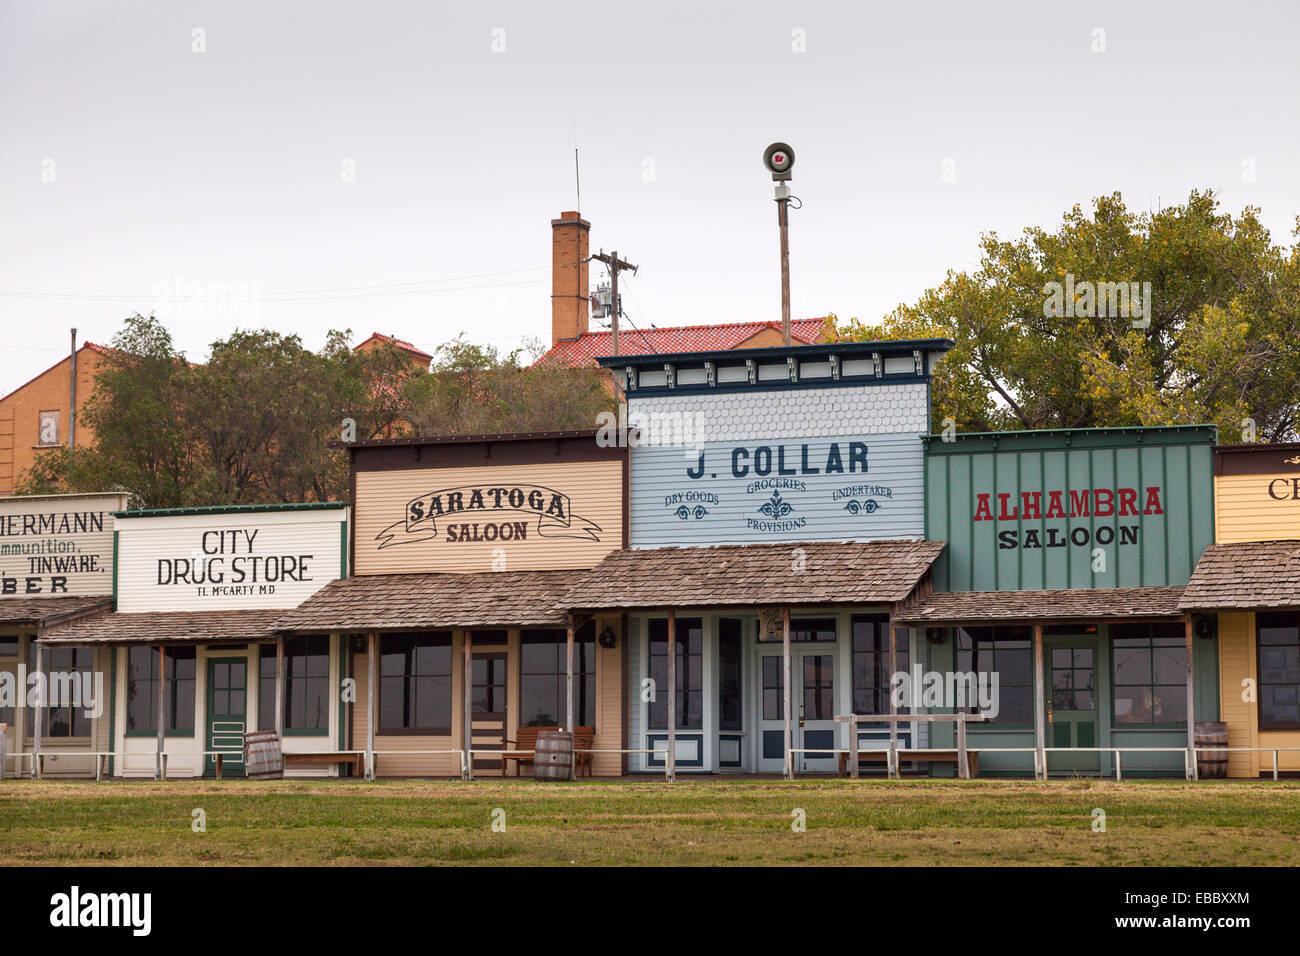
left=243, top=730, right=283, bottom=779
left=1195, top=721, right=1228, bottom=779
left=533, top=730, right=574, bottom=781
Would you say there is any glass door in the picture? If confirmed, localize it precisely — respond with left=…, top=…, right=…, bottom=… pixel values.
left=1045, top=639, right=1100, bottom=774
left=470, top=652, right=507, bottom=775
left=755, top=647, right=838, bottom=772
left=206, top=657, right=247, bottom=775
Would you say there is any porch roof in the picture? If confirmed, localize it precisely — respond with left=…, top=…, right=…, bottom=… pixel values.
left=0, top=596, right=112, bottom=627
left=39, top=608, right=285, bottom=644
left=275, top=570, right=573, bottom=632
left=1180, top=540, right=1300, bottom=610
left=893, top=585, right=1187, bottom=625
left=559, top=540, right=945, bottom=611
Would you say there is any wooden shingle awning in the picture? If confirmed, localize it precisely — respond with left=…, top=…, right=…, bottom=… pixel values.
left=560, top=540, right=945, bottom=612
left=0, top=596, right=112, bottom=627
left=40, top=608, right=286, bottom=644
left=893, top=586, right=1187, bottom=625
left=1180, top=540, right=1300, bottom=610
left=275, top=570, right=574, bottom=633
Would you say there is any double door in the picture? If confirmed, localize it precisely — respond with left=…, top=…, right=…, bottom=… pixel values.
left=756, top=647, right=838, bottom=772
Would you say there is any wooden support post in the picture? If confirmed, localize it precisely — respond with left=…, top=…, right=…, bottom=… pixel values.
left=849, top=714, right=859, bottom=779
left=666, top=610, right=676, bottom=782
left=366, top=633, right=377, bottom=781
left=463, top=630, right=474, bottom=781
left=957, top=714, right=968, bottom=780
left=1114, top=749, right=1122, bottom=781
left=1185, top=617, right=1197, bottom=781
left=1033, top=623, right=1045, bottom=780
left=782, top=607, right=792, bottom=780
left=33, top=641, right=45, bottom=780
left=274, top=635, right=285, bottom=740
left=888, top=624, right=899, bottom=779
left=155, top=645, right=166, bottom=780
left=565, top=621, right=575, bottom=781
left=1273, top=750, right=1279, bottom=781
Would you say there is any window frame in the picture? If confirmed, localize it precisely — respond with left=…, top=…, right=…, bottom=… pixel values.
left=259, top=635, right=331, bottom=736
left=1110, top=622, right=1188, bottom=728
left=124, top=645, right=197, bottom=737
left=518, top=623, right=596, bottom=729
left=1256, top=612, right=1300, bottom=731
left=377, top=631, right=453, bottom=736
left=955, top=625, right=1034, bottom=728
left=850, top=615, right=909, bottom=719
left=647, top=617, right=703, bottom=731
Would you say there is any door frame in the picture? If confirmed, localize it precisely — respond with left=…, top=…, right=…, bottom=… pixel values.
left=752, top=642, right=840, bottom=773
left=1042, top=632, right=1101, bottom=775
left=470, top=651, right=508, bottom=774
left=205, top=655, right=249, bottom=776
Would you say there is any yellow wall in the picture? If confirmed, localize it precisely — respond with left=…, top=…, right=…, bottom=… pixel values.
left=1217, top=610, right=1300, bottom=777
left=1215, top=473, right=1300, bottom=543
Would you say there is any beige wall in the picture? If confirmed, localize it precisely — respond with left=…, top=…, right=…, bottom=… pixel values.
left=1218, top=610, right=1300, bottom=777
left=353, top=460, right=623, bottom=574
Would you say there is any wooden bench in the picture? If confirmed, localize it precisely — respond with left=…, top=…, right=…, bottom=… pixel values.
left=501, top=726, right=595, bottom=778
left=213, top=751, right=363, bottom=778
left=838, top=749, right=980, bottom=778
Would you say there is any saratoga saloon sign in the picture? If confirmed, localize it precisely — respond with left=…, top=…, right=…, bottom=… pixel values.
left=376, top=483, right=604, bottom=548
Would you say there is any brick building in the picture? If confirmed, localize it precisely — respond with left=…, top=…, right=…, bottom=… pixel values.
left=0, top=342, right=108, bottom=496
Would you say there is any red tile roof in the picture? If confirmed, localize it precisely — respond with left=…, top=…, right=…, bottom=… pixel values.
left=354, top=332, right=433, bottom=362
left=536, top=318, right=829, bottom=367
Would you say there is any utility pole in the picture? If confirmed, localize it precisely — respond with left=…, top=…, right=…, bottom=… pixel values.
left=591, top=249, right=638, bottom=356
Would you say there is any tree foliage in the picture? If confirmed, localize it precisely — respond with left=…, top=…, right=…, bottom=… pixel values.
left=16, top=317, right=615, bottom=507
left=837, top=190, right=1300, bottom=440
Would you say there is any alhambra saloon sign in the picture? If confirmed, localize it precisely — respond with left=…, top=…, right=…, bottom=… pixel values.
left=630, top=435, right=924, bottom=546
left=978, top=485, right=1165, bottom=549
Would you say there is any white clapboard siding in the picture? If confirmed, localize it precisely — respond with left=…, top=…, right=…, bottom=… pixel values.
left=114, top=509, right=347, bottom=612
left=0, top=492, right=129, bottom=597
left=631, top=434, right=924, bottom=546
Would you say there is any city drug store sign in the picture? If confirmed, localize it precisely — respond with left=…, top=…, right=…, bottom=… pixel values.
left=113, top=507, right=347, bottom=612
left=629, top=434, right=925, bottom=546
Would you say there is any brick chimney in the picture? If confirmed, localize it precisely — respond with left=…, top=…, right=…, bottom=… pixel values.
left=551, top=211, right=590, bottom=345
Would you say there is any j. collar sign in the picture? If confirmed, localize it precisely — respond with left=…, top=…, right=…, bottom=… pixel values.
left=376, top=484, right=603, bottom=549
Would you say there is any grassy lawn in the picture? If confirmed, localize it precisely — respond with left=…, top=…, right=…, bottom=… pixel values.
left=2, top=777, right=1298, bottom=866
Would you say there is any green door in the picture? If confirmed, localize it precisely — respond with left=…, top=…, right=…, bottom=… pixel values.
left=1045, top=640, right=1100, bottom=774
left=206, top=657, right=248, bottom=776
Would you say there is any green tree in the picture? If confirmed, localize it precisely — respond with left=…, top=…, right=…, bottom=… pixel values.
left=838, top=191, right=1300, bottom=440
left=403, top=335, right=615, bottom=437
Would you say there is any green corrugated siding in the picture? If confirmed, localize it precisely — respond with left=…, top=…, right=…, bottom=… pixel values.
left=924, top=428, right=1216, bottom=592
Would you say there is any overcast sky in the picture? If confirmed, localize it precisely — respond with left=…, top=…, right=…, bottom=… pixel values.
left=2, top=0, right=1297, bottom=393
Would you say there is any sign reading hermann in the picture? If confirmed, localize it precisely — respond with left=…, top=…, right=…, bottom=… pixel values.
left=0, top=493, right=126, bottom=597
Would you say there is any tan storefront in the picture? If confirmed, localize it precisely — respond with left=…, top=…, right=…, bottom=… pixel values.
left=315, top=431, right=627, bottom=777
left=1182, top=444, right=1300, bottom=777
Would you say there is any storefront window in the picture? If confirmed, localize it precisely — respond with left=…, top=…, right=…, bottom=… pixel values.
left=956, top=626, right=1033, bottom=725
left=26, top=643, right=95, bottom=738
left=126, top=646, right=196, bottom=734
left=648, top=618, right=702, bottom=730
left=379, top=632, right=452, bottom=733
left=790, top=618, right=837, bottom=642
left=1257, top=613, right=1300, bottom=729
left=851, top=615, right=909, bottom=717
left=259, top=635, right=330, bottom=733
left=718, top=619, right=744, bottom=731
left=1112, top=623, right=1187, bottom=725
left=519, top=624, right=595, bottom=728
